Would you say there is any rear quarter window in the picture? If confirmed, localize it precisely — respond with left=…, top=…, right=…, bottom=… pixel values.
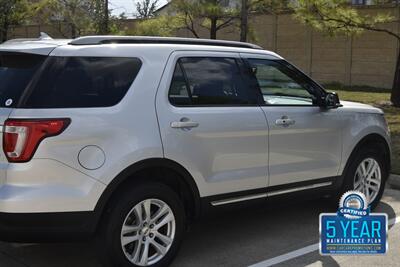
left=21, top=57, right=142, bottom=108
left=0, top=52, right=45, bottom=108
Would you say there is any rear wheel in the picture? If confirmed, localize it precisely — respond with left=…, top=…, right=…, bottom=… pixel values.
left=101, top=183, right=185, bottom=267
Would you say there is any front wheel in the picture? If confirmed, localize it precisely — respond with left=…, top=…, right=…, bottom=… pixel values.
left=100, top=183, right=185, bottom=267
left=337, top=145, right=388, bottom=210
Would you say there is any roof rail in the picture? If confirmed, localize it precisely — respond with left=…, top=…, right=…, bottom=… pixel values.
left=69, top=36, right=263, bottom=49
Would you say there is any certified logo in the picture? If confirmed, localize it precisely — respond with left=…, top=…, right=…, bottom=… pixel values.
left=338, top=191, right=369, bottom=219
left=320, top=191, right=388, bottom=255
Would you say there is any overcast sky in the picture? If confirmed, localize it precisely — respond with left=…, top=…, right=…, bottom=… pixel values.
left=110, top=0, right=168, bottom=17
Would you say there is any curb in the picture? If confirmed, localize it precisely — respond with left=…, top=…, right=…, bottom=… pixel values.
left=388, top=174, right=400, bottom=190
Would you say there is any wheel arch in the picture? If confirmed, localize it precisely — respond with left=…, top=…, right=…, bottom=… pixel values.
left=335, top=133, right=391, bottom=190
left=93, top=158, right=202, bottom=229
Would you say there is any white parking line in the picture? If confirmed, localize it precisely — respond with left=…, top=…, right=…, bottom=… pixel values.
left=248, top=216, right=400, bottom=267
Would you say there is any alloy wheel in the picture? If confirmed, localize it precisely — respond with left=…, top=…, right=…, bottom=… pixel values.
left=353, top=158, right=382, bottom=204
left=120, top=198, right=176, bottom=266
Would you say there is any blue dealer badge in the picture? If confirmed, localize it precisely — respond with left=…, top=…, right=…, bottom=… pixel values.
left=320, top=191, right=388, bottom=255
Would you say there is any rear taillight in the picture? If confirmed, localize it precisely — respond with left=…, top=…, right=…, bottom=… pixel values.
left=3, top=119, right=70, bottom=162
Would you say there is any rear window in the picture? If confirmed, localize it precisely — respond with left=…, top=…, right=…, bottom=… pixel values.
left=0, top=52, right=45, bottom=108
left=21, top=57, right=142, bottom=108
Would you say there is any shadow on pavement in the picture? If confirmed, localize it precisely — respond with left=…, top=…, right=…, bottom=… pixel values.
left=0, top=193, right=397, bottom=267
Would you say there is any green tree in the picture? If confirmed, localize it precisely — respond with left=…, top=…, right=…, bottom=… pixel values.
left=292, top=0, right=400, bottom=107
left=0, top=0, right=30, bottom=42
left=131, top=15, right=183, bottom=36
left=92, top=0, right=109, bottom=34
left=33, top=0, right=95, bottom=38
left=136, top=0, right=159, bottom=19
left=172, top=0, right=240, bottom=39
left=33, top=0, right=114, bottom=37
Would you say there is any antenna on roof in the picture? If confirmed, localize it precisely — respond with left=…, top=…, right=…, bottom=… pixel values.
left=39, top=32, right=53, bottom=40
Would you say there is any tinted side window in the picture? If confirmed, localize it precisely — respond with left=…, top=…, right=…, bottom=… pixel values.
left=168, top=63, right=191, bottom=106
left=0, top=53, right=45, bottom=108
left=169, top=57, right=256, bottom=106
left=247, top=59, right=318, bottom=106
left=22, top=57, right=142, bottom=108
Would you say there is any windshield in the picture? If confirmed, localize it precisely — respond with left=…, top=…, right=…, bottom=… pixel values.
left=0, top=52, right=46, bottom=108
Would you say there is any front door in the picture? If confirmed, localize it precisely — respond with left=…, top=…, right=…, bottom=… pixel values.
left=241, top=54, right=342, bottom=187
left=156, top=51, right=269, bottom=197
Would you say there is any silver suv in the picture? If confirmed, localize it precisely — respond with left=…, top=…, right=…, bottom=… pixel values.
left=0, top=35, right=391, bottom=267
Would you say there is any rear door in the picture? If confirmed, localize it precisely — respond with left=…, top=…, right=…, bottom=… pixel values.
left=0, top=50, right=48, bottom=182
left=156, top=51, right=269, bottom=197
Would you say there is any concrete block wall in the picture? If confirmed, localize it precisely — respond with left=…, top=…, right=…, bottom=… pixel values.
left=6, top=6, right=400, bottom=89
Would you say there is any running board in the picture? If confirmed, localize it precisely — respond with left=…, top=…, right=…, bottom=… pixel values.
left=210, top=181, right=332, bottom=206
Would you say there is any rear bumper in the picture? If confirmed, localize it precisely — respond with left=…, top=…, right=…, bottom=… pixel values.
left=0, top=159, right=106, bottom=213
left=0, top=211, right=99, bottom=242
left=0, top=159, right=106, bottom=242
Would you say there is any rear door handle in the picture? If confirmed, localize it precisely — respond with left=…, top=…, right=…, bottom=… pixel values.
left=171, top=121, right=199, bottom=129
left=275, top=117, right=295, bottom=127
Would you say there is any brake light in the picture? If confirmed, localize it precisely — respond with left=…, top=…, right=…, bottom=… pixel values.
left=3, top=119, right=70, bottom=162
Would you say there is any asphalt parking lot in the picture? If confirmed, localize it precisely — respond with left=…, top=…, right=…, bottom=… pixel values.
left=1, top=187, right=399, bottom=267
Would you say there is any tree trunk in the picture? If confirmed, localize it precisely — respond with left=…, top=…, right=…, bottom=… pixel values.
left=391, top=52, right=400, bottom=107
left=0, top=28, right=6, bottom=43
left=210, top=18, right=217, bottom=39
left=103, top=0, right=109, bottom=34
left=71, top=23, right=77, bottom=38
left=98, top=0, right=109, bottom=34
left=1, top=20, right=9, bottom=43
left=240, top=0, right=248, bottom=42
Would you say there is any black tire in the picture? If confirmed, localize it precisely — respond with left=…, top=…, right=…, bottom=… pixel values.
left=99, top=183, right=185, bottom=267
left=335, top=144, right=388, bottom=210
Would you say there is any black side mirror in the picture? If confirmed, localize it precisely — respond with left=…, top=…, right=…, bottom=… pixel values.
left=322, top=92, right=342, bottom=109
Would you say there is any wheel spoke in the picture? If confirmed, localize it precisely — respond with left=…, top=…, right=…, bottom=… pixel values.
left=356, top=168, right=363, bottom=179
left=366, top=161, right=378, bottom=180
left=360, top=162, right=368, bottom=176
left=151, top=205, right=169, bottom=223
left=367, top=176, right=380, bottom=185
left=122, top=225, right=140, bottom=235
left=132, top=240, right=142, bottom=262
left=150, top=239, right=167, bottom=255
left=143, top=199, right=152, bottom=222
left=121, top=234, right=140, bottom=246
left=365, top=159, right=374, bottom=175
left=365, top=186, right=370, bottom=202
left=139, top=240, right=150, bottom=266
left=134, top=204, right=143, bottom=225
left=155, top=232, right=173, bottom=246
left=354, top=178, right=363, bottom=191
left=154, top=212, right=174, bottom=230
left=368, top=184, right=380, bottom=193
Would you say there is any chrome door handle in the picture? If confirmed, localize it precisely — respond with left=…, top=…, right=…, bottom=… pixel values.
left=275, top=117, right=295, bottom=127
left=171, top=121, right=199, bottom=129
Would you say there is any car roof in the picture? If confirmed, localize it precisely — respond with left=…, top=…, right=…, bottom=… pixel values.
left=0, top=35, right=71, bottom=55
left=0, top=35, right=282, bottom=59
